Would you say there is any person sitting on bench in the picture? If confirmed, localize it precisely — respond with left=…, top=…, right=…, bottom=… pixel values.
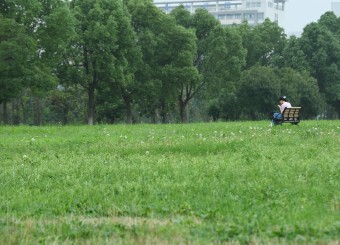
left=272, top=96, right=292, bottom=126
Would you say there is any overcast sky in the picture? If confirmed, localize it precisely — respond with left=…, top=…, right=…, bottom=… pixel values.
left=283, top=0, right=335, bottom=35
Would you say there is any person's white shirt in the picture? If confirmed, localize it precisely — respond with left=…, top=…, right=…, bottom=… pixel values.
left=279, top=101, right=292, bottom=113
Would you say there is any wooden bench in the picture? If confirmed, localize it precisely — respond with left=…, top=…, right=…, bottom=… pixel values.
left=277, top=107, right=302, bottom=125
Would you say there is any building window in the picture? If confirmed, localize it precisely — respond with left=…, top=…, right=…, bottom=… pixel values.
left=244, top=13, right=254, bottom=20
left=258, top=13, right=264, bottom=21
left=218, top=14, right=225, bottom=20
left=235, top=14, right=241, bottom=19
left=226, top=14, right=234, bottom=19
left=224, top=1, right=231, bottom=9
left=246, top=2, right=261, bottom=8
left=268, top=2, right=273, bottom=8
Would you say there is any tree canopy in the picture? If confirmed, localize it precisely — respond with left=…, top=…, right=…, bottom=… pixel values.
left=1, top=2, right=339, bottom=125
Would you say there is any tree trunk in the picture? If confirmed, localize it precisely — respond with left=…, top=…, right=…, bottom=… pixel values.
left=3, top=102, right=8, bottom=125
left=87, top=82, right=95, bottom=125
left=179, top=98, right=188, bottom=123
left=62, top=108, right=68, bottom=125
left=334, top=101, right=340, bottom=119
left=33, top=97, right=41, bottom=126
left=161, top=103, right=166, bottom=124
left=12, top=99, right=20, bottom=125
left=250, top=111, right=257, bottom=121
left=122, top=89, right=133, bottom=124
left=160, top=101, right=167, bottom=124
left=84, top=49, right=96, bottom=125
left=21, top=97, right=28, bottom=124
left=152, top=108, right=158, bottom=124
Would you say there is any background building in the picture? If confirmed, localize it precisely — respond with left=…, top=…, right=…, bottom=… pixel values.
left=331, top=2, right=340, bottom=16
left=154, top=0, right=288, bottom=26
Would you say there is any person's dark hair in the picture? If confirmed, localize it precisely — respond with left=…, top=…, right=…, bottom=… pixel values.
left=279, top=96, right=287, bottom=102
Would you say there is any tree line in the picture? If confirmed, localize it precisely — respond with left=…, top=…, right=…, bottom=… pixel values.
left=1, top=0, right=339, bottom=125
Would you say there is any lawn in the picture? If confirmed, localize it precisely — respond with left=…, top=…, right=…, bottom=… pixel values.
left=1, top=121, right=340, bottom=244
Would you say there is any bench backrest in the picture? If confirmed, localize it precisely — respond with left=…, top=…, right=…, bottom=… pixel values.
left=282, top=107, right=301, bottom=122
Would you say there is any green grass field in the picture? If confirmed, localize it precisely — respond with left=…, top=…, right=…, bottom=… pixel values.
left=1, top=121, right=340, bottom=244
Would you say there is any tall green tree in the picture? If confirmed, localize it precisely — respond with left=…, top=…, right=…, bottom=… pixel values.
left=237, top=19, right=286, bottom=69
left=237, top=66, right=322, bottom=120
left=112, top=2, right=141, bottom=124
left=0, top=0, right=41, bottom=27
left=124, top=0, right=167, bottom=122
left=125, top=1, right=199, bottom=123
left=203, top=25, right=246, bottom=121
left=172, top=7, right=246, bottom=122
left=68, top=0, right=138, bottom=125
left=0, top=16, right=35, bottom=124
left=274, top=35, right=310, bottom=72
left=276, top=68, right=322, bottom=119
left=161, top=21, right=199, bottom=123
left=31, top=0, right=75, bottom=125
left=123, top=0, right=164, bottom=122
left=69, top=0, right=117, bottom=125
left=171, top=7, right=222, bottom=122
left=300, top=12, right=340, bottom=117
left=1, top=0, right=75, bottom=125
left=237, top=65, right=280, bottom=119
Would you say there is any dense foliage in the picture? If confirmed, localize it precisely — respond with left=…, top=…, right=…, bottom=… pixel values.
left=1, top=0, right=339, bottom=125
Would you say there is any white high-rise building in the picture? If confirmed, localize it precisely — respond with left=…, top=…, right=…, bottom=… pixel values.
left=154, top=0, right=287, bottom=27
left=332, top=2, right=340, bottom=16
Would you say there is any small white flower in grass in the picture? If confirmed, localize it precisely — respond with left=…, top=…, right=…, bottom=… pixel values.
left=145, top=151, right=150, bottom=156
left=31, top=138, right=35, bottom=142
left=181, top=135, right=185, bottom=138
left=23, top=155, right=28, bottom=159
